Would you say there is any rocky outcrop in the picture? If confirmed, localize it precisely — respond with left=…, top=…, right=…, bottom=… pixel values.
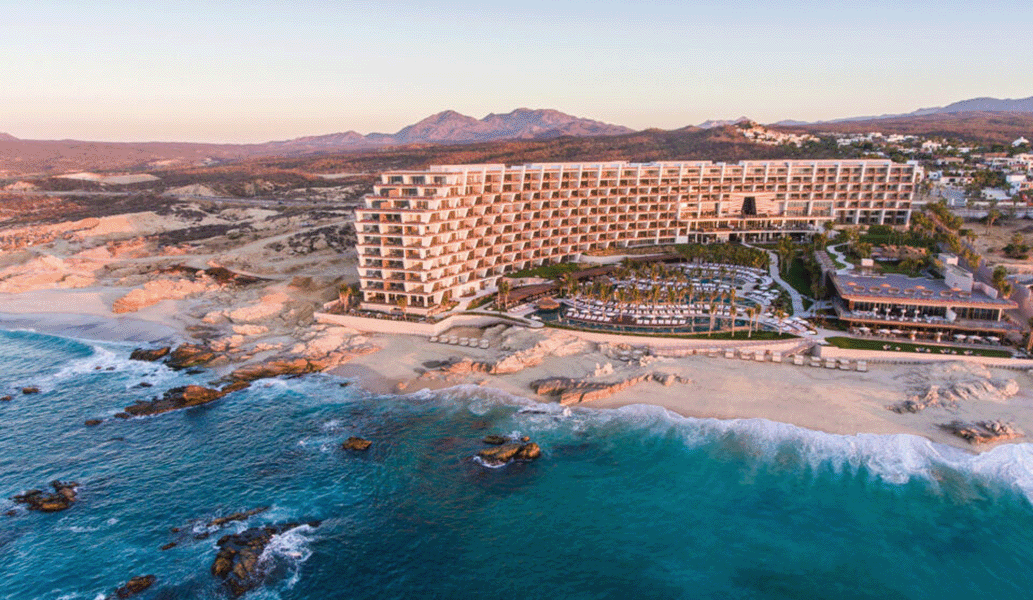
left=121, top=385, right=229, bottom=417
left=532, top=372, right=690, bottom=405
left=341, top=437, right=372, bottom=451
left=477, top=442, right=541, bottom=466
left=112, top=277, right=214, bottom=313
left=21, top=387, right=40, bottom=395
left=12, top=480, right=79, bottom=512
left=894, top=362, right=1020, bottom=413
left=940, top=420, right=1024, bottom=444
left=227, top=358, right=324, bottom=382
left=211, top=522, right=320, bottom=598
left=482, top=435, right=508, bottom=445
left=129, top=347, right=171, bottom=362
left=166, top=344, right=219, bottom=370
left=115, top=575, right=156, bottom=598
left=209, top=507, right=270, bottom=528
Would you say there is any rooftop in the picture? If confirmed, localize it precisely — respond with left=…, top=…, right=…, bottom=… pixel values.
left=832, top=272, right=1015, bottom=307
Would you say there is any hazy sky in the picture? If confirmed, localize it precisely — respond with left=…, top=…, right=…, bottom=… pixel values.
left=2, top=0, right=1031, bottom=143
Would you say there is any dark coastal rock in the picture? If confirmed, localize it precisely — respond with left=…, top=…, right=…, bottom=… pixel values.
left=515, top=442, right=541, bottom=460
left=113, top=412, right=131, bottom=419
left=482, top=435, right=509, bottom=445
left=160, top=542, right=177, bottom=551
left=122, top=385, right=227, bottom=417
left=220, top=381, right=251, bottom=394
left=941, top=420, right=1024, bottom=444
left=204, top=266, right=264, bottom=287
left=115, top=575, right=156, bottom=598
left=477, top=443, right=522, bottom=465
left=477, top=441, right=542, bottom=466
left=227, top=358, right=323, bottom=383
left=133, top=382, right=154, bottom=389
left=1, top=395, right=12, bottom=402
left=129, top=347, right=171, bottom=362
left=209, top=507, right=270, bottom=528
left=341, top=437, right=372, bottom=451
left=166, top=344, right=218, bottom=370
left=84, top=419, right=103, bottom=427
left=21, top=387, right=40, bottom=395
left=12, top=480, right=79, bottom=512
left=211, top=521, right=320, bottom=597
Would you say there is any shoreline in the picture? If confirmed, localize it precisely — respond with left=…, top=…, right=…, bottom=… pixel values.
left=3, top=306, right=1033, bottom=455
left=0, top=311, right=179, bottom=345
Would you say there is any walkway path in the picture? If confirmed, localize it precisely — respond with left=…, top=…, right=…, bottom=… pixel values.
left=825, top=243, right=854, bottom=275
left=742, top=242, right=806, bottom=316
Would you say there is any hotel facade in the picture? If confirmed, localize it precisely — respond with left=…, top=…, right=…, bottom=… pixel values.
left=355, top=160, right=921, bottom=313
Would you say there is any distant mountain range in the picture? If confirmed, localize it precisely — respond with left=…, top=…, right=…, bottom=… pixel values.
left=0, top=109, right=633, bottom=175
left=775, top=95, right=1033, bottom=125
left=2, top=98, right=1031, bottom=176
left=252, top=108, right=632, bottom=154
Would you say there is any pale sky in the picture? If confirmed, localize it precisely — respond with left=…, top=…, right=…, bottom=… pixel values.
left=2, top=0, right=1031, bottom=143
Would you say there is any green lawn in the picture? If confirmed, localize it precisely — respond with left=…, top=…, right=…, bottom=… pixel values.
left=784, top=257, right=814, bottom=299
left=824, top=336, right=1012, bottom=358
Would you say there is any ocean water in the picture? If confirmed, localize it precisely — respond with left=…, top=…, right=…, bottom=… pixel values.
left=3, top=328, right=1033, bottom=599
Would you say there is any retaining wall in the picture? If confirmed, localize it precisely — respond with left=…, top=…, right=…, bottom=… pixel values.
left=313, top=311, right=538, bottom=336
left=815, top=344, right=1033, bottom=370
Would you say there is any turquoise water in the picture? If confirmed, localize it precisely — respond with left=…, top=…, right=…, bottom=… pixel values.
left=3, top=328, right=1033, bottom=599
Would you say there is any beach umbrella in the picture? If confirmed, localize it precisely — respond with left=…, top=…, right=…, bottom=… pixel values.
left=890, top=329, right=903, bottom=335
left=878, top=329, right=891, bottom=335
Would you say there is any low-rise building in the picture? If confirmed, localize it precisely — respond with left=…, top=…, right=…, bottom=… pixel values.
left=831, top=262, right=1018, bottom=337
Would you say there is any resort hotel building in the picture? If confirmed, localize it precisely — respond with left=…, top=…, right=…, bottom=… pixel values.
left=830, top=255, right=1020, bottom=339
left=355, top=160, right=921, bottom=314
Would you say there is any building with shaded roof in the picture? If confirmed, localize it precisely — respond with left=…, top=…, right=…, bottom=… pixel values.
left=831, top=266, right=1019, bottom=337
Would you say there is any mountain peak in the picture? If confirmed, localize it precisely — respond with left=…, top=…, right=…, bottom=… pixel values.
left=697, top=116, right=751, bottom=129
left=0, top=132, right=18, bottom=141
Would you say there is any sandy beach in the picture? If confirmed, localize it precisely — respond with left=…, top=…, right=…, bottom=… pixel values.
left=332, top=331, right=1033, bottom=453
left=2, top=291, right=1032, bottom=454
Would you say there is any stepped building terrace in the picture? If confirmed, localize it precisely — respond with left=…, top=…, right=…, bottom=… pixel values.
left=356, top=160, right=921, bottom=314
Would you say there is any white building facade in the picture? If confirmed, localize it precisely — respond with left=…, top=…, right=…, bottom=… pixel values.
left=355, top=160, right=921, bottom=313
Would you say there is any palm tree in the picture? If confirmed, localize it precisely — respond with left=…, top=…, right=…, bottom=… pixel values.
left=338, top=285, right=353, bottom=312
left=773, top=307, right=787, bottom=335
left=707, top=294, right=719, bottom=337
left=1026, top=317, right=1033, bottom=353
left=396, top=295, right=408, bottom=314
left=497, top=278, right=512, bottom=310
left=986, top=205, right=1001, bottom=235
left=775, top=236, right=794, bottom=275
